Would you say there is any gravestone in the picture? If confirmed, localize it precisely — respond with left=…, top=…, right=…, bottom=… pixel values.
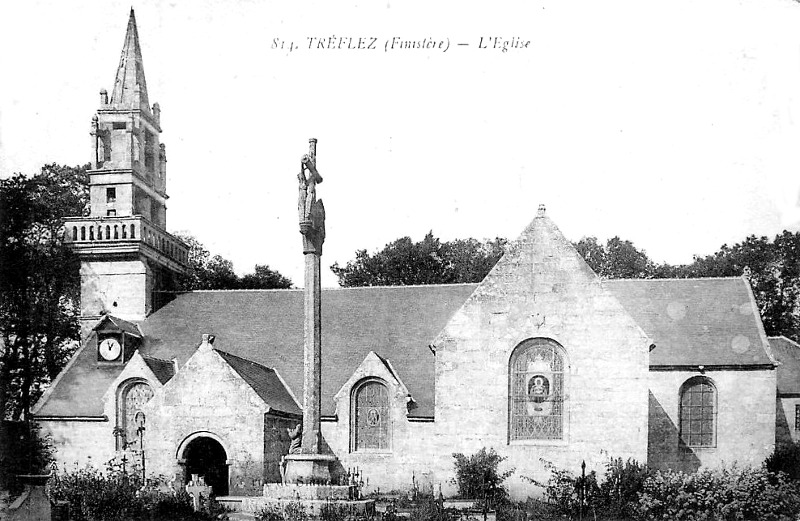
left=186, top=474, right=211, bottom=512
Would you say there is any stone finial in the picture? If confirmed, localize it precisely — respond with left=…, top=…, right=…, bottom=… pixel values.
left=200, top=334, right=216, bottom=347
left=537, top=204, right=546, bottom=217
left=100, top=89, right=108, bottom=105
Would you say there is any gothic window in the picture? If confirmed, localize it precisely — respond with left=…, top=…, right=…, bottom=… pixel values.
left=679, top=377, right=716, bottom=448
left=117, top=380, right=154, bottom=450
left=509, top=338, right=566, bottom=441
left=352, top=379, right=390, bottom=452
left=106, top=187, right=116, bottom=203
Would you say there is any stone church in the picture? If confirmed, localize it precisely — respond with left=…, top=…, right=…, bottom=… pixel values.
left=33, top=10, right=796, bottom=500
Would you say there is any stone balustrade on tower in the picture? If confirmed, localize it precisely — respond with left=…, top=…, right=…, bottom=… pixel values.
left=64, top=215, right=188, bottom=269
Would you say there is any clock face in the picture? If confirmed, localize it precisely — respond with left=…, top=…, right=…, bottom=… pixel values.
left=99, top=338, right=122, bottom=361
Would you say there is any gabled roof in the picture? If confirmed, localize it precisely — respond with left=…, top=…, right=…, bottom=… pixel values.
left=769, top=336, right=800, bottom=395
left=136, top=285, right=474, bottom=418
left=34, top=340, right=122, bottom=417
left=604, top=277, right=774, bottom=367
left=215, top=349, right=301, bottom=416
left=94, top=315, right=141, bottom=337
left=109, top=9, right=149, bottom=109
left=141, top=355, right=175, bottom=384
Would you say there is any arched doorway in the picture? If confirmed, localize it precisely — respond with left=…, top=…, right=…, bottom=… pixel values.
left=182, top=436, right=229, bottom=496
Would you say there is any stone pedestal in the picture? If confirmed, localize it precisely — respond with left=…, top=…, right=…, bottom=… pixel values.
left=5, top=474, right=52, bottom=521
left=283, top=453, right=335, bottom=484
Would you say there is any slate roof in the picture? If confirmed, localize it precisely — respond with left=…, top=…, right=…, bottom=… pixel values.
left=215, top=349, right=301, bottom=416
left=769, top=336, right=800, bottom=395
left=604, top=277, right=773, bottom=367
left=141, top=355, right=175, bottom=384
left=36, top=277, right=774, bottom=419
left=135, top=285, right=475, bottom=418
left=95, top=315, right=141, bottom=337
left=35, top=342, right=123, bottom=417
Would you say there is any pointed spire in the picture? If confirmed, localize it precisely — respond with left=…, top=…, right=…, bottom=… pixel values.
left=109, top=8, right=150, bottom=110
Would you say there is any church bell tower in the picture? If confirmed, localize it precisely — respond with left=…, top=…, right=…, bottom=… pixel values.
left=65, top=9, right=188, bottom=338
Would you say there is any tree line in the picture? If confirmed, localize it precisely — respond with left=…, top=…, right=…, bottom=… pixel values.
left=331, top=232, right=800, bottom=342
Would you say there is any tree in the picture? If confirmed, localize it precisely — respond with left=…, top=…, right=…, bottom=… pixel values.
left=239, top=264, right=292, bottom=289
left=573, top=236, right=654, bottom=279
left=174, top=232, right=293, bottom=290
left=0, top=163, right=89, bottom=421
left=669, top=233, right=800, bottom=340
left=331, top=232, right=507, bottom=287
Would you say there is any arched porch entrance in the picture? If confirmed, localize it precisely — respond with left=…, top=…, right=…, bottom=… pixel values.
left=178, top=433, right=230, bottom=496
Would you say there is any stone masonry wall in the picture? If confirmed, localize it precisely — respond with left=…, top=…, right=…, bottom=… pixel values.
left=429, top=215, right=651, bottom=499
left=648, top=369, right=776, bottom=472
left=40, top=420, right=116, bottom=470
left=321, top=420, right=436, bottom=494
left=321, top=350, right=440, bottom=494
left=80, top=259, right=148, bottom=323
left=144, top=341, right=268, bottom=495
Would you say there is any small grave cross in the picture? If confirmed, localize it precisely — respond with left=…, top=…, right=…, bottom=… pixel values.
left=185, top=474, right=211, bottom=511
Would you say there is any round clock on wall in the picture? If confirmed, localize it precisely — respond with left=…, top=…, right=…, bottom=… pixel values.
left=99, top=337, right=122, bottom=361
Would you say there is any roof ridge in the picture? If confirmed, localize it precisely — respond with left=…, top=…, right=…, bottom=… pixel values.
left=141, top=354, right=173, bottom=364
left=603, top=276, right=745, bottom=282
left=188, top=283, right=478, bottom=293
left=214, top=348, right=275, bottom=371
left=769, top=336, right=800, bottom=348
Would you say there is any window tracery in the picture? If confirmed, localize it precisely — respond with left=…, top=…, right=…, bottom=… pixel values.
left=352, top=379, right=390, bottom=451
left=679, top=377, right=716, bottom=448
left=509, top=338, right=566, bottom=441
left=117, top=380, right=154, bottom=450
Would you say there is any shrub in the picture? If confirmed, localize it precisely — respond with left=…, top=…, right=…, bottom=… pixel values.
left=524, top=459, right=599, bottom=516
left=48, top=461, right=222, bottom=520
left=766, top=442, right=800, bottom=481
left=0, top=421, right=54, bottom=494
left=598, top=457, right=651, bottom=517
left=408, top=497, right=460, bottom=521
left=637, top=465, right=800, bottom=521
left=283, top=501, right=308, bottom=521
left=256, top=504, right=286, bottom=521
left=320, top=502, right=348, bottom=521
left=451, top=448, right=514, bottom=506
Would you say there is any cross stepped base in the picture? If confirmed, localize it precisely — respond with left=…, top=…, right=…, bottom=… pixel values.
left=283, top=453, right=336, bottom=484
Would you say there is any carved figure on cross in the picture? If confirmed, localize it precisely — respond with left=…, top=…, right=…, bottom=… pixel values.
left=296, top=138, right=326, bottom=254
left=297, top=139, right=323, bottom=223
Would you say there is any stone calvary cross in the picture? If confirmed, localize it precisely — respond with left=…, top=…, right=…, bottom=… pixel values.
left=284, top=138, right=337, bottom=483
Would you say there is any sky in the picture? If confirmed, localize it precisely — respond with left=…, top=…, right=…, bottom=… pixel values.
left=1, top=0, right=799, bottom=288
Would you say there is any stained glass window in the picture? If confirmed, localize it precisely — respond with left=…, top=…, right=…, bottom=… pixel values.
left=117, top=380, right=153, bottom=450
left=679, top=377, right=716, bottom=448
left=352, top=380, right=390, bottom=451
left=510, top=338, right=566, bottom=441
